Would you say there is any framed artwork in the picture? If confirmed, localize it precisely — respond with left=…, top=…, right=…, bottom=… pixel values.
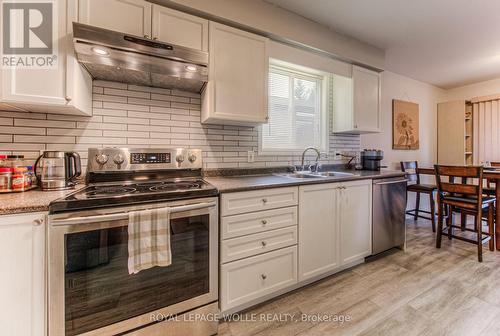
left=393, top=99, right=419, bottom=150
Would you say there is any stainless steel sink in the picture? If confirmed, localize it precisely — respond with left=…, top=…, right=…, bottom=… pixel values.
left=281, top=172, right=323, bottom=179
left=316, top=171, right=355, bottom=177
left=280, top=171, right=355, bottom=179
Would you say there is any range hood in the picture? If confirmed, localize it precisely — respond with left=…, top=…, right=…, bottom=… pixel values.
left=73, top=22, right=208, bottom=93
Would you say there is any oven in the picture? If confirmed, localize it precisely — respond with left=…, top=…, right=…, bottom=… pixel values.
left=48, top=197, right=218, bottom=336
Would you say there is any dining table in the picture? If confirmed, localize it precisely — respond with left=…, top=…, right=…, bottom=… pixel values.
left=417, top=167, right=500, bottom=250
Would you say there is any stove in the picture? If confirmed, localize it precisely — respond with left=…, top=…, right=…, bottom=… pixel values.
left=47, top=148, right=219, bottom=336
left=49, top=148, right=218, bottom=213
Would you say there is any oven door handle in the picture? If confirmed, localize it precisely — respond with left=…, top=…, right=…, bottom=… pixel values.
left=50, top=202, right=217, bottom=226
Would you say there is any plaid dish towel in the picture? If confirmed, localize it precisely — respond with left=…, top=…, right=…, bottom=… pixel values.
left=128, top=208, right=172, bottom=274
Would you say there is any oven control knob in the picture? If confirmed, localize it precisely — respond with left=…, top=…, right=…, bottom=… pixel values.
left=113, top=154, right=125, bottom=165
left=176, top=155, right=185, bottom=164
left=188, top=154, right=197, bottom=163
left=95, top=154, right=109, bottom=165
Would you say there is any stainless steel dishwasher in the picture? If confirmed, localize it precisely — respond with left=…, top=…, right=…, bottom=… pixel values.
left=372, top=176, right=408, bottom=255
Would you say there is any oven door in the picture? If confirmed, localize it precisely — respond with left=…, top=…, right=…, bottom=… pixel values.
left=48, top=197, right=218, bottom=336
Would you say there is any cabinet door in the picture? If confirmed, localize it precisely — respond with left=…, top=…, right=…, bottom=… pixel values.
left=298, top=183, right=339, bottom=281
left=352, top=65, right=381, bottom=133
left=0, top=0, right=92, bottom=115
left=0, top=213, right=46, bottom=336
left=152, top=6, right=208, bottom=51
left=339, top=180, right=372, bottom=265
left=79, top=0, right=152, bottom=37
left=0, top=0, right=68, bottom=107
left=202, top=22, right=268, bottom=125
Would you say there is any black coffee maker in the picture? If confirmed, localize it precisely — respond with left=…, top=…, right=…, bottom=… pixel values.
left=361, top=149, right=384, bottom=171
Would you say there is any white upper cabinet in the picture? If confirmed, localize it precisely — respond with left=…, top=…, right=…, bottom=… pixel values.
left=202, top=22, right=269, bottom=125
left=79, top=1, right=208, bottom=51
left=339, top=180, right=372, bottom=265
left=0, top=213, right=46, bottom=336
left=152, top=6, right=208, bottom=51
left=333, top=65, right=381, bottom=134
left=0, top=0, right=92, bottom=116
left=298, top=183, right=339, bottom=281
left=79, top=0, right=152, bottom=37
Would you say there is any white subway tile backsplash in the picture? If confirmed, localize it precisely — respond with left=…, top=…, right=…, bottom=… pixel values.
left=0, top=81, right=360, bottom=168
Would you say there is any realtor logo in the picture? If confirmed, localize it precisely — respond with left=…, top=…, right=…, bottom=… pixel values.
left=1, top=0, right=57, bottom=68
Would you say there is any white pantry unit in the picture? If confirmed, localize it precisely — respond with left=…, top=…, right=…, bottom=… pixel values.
left=202, top=22, right=269, bottom=125
left=0, top=213, right=46, bottom=336
left=0, top=0, right=92, bottom=116
left=78, top=0, right=208, bottom=51
left=333, top=65, right=382, bottom=134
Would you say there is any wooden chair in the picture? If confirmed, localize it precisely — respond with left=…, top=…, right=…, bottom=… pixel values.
left=434, top=165, right=495, bottom=262
left=485, top=162, right=500, bottom=195
left=401, top=161, right=438, bottom=232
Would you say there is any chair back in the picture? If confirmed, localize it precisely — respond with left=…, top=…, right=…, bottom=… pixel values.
left=400, top=161, right=420, bottom=184
left=434, top=165, right=484, bottom=211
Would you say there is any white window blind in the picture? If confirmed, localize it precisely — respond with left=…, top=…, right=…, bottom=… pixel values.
left=261, top=64, right=327, bottom=152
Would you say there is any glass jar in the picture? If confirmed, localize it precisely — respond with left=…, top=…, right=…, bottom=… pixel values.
left=25, top=166, right=33, bottom=189
left=0, top=167, right=12, bottom=192
left=0, top=154, right=7, bottom=168
left=12, top=167, right=26, bottom=191
left=7, top=155, right=25, bottom=168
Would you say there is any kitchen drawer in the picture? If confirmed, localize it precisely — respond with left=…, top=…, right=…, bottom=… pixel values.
left=221, top=226, right=297, bottom=263
left=220, top=246, right=297, bottom=311
left=221, top=187, right=298, bottom=216
left=221, top=206, right=297, bottom=239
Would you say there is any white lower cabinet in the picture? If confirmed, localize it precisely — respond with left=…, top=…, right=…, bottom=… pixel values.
left=339, top=180, right=373, bottom=265
left=299, top=179, right=373, bottom=281
left=220, top=246, right=297, bottom=311
left=298, top=183, right=340, bottom=281
left=0, top=213, right=46, bottom=336
left=220, top=180, right=373, bottom=313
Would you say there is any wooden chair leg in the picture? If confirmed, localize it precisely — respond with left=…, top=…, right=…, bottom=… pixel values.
left=447, top=205, right=453, bottom=240
left=429, top=191, right=436, bottom=232
left=436, top=201, right=443, bottom=248
left=414, top=192, right=420, bottom=220
left=477, top=212, right=483, bottom=262
left=489, top=205, right=494, bottom=251
left=461, top=213, right=466, bottom=231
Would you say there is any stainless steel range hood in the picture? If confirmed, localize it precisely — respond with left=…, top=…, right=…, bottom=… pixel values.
left=73, top=22, right=208, bottom=93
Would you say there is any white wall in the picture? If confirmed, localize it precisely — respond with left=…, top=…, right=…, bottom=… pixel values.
left=446, top=76, right=500, bottom=100
left=361, top=71, right=446, bottom=170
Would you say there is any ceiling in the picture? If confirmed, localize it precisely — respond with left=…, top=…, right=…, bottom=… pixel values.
left=265, top=0, right=500, bottom=89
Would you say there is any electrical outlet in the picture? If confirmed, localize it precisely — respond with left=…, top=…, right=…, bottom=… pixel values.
left=247, top=150, right=255, bottom=163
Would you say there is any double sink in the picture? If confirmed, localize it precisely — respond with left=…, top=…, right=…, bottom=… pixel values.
left=280, top=171, right=356, bottom=179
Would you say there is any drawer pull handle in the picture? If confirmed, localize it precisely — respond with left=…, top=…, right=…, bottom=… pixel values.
left=261, top=241, right=267, bottom=247
left=261, top=219, right=267, bottom=225
left=261, top=274, right=267, bottom=280
left=262, top=198, right=268, bottom=204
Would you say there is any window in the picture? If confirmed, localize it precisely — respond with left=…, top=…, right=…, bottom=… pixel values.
left=260, top=62, right=329, bottom=153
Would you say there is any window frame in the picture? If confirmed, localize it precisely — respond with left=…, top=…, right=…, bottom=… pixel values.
left=258, top=60, right=330, bottom=155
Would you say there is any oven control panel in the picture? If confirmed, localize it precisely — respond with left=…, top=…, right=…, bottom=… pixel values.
left=130, top=152, right=171, bottom=164
left=87, top=148, right=202, bottom=172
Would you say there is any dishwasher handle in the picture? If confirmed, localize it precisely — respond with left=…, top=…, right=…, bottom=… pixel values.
left=373, top=179, right=408, bottom=186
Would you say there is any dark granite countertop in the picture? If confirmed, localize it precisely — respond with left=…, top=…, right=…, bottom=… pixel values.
left=205, top=169, right=406, bottom=193
left=0, top=184, right=85, bottom=215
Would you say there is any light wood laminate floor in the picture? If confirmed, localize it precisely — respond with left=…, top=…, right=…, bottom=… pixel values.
left=218, top=218, right=500, bottom=336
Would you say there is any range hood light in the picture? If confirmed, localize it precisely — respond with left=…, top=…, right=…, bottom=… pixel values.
left=91, top=47, right=109, bottom=56
left=185, top=65, right=197, bottom=72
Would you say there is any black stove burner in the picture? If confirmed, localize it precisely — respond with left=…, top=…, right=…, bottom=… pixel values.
left=86, top=186, right=138, bottom=197
left=148, top=181, right=201, bottom=192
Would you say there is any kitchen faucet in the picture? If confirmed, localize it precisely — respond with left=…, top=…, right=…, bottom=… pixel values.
left=301, top=147, right=321, bottom=172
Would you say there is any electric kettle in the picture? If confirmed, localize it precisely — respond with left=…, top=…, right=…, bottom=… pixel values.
left=34, top=151, right=81, bottom=190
